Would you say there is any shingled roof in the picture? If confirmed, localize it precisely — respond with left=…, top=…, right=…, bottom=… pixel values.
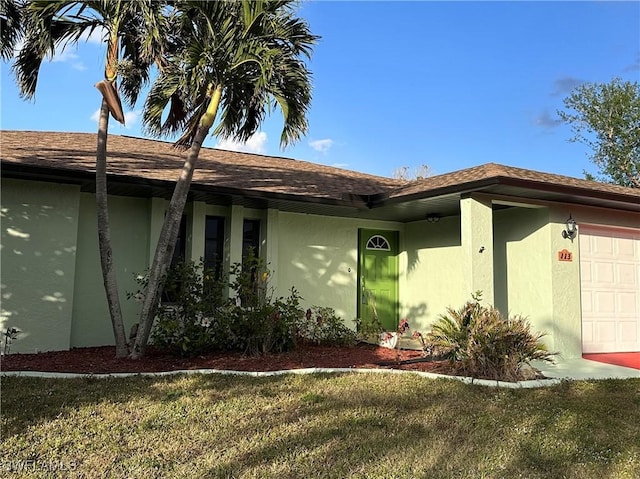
left=0, top=130, right=402, bottom=201
left=385, top=163, right=640, bottom=201
left=2, top=130, right=639, bottom=220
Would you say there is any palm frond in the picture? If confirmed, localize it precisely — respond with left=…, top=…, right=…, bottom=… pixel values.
left=12, top=0, right=171, bottom=105
left=143, top=0, right=318, bottom=150
left=95, top=79, right=125, bottom=124
left=0, top=0, right=25, bottom=60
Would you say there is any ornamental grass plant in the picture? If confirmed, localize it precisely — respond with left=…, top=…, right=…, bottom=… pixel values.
left=427, top=292, right=556, bottom=381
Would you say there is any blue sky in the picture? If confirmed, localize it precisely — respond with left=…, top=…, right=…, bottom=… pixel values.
left=1, top=1, right=639, bottom=180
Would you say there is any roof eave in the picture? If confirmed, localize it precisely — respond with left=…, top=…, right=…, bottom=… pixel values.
left=370, top=174, right=640, bottom=213
left=0, top=161, right=373, bottom=210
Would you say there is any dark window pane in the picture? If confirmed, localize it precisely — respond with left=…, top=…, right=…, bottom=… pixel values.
left=171, top=215, right=188, bottom=266
left=205, top=216, right=225, bottom=277
left=242, top=219, right=260, bottom=259
left=163, top=215, right=187, bottom=303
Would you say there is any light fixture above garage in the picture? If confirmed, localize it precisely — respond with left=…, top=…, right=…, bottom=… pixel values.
left=426, top=213, right=441, bottom=223
left=562, top=214, right=577, bottom=240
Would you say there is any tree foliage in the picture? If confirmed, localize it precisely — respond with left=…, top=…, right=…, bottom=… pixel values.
left=130, top=0, right=318, bottom=358
left=392, top=164, right=433, bottom=181
left=558, top=78, right=640, bottom=188
left=8, top=0, right=172, bottom=357
left=0, top=0, right=24, bottom=60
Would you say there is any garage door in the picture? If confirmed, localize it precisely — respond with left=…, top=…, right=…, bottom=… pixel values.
left=580, top=226, right=640, bottom=353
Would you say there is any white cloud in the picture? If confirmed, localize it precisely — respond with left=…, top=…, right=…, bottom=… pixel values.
left=124, top=110, right=139, bottom=127
left=82, top=27, right=107, bottom=44
left=309, top=138, right=334, bottom=153
left=10, top=26, right=103, bottom=64
left=216, top=132, right=268, bottom=154
left=10, top=38, right=24, bottom=59
left=50, top=48, right=78, bottom=63
left=90, top=108, right=140, bottom=129
left=49, top=45, right=87, bottom=71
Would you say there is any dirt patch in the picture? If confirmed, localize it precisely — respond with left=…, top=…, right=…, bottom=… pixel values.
left=0, top=343, right=456, bottom=375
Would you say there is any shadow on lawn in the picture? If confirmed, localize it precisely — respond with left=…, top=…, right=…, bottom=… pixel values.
left=196, top=376, right=639, bottom=478
left=2, top=373, right=639, bottom=478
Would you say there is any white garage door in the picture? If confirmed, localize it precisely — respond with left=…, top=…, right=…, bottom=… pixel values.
left=580, top=226, right=640, bottom=353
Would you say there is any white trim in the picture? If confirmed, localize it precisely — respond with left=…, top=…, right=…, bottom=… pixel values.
left=366, top=234, right=391, bottom=251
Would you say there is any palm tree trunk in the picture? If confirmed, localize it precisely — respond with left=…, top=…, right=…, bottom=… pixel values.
left=130, top=85, right=223, bottom=359
left=96, top=98, right=129, bottom=357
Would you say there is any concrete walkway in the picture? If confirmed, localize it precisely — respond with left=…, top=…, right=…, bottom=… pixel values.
left=397, top=336, right=640, bottom=381
left=533, top=357, right=640, bottom=380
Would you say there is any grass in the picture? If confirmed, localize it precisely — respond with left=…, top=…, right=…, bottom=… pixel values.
left=1, top=373, right=639, bottom=478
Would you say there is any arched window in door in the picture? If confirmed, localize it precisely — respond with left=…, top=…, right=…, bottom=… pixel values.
left=366, top=234, right=391, bottom=251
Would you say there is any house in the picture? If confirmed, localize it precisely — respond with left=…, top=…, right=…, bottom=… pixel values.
left=1, top=130, right=639, bottom=358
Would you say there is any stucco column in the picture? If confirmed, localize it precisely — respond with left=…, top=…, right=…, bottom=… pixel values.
left=148, top=197, right=166, bottom=267
left=226, top=205, right=245, bottom=300
left=549, top=209, right=582, bottom=358
left=228, top=205, right=244, bottom=266
left=460, top=196, right=495, bottom=304
left=189, top=201, right=206, bottom=263
left=265, top=208, right=280, bottom=295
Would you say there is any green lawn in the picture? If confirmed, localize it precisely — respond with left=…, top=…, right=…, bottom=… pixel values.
left=1, top=373, right=639, bottom=478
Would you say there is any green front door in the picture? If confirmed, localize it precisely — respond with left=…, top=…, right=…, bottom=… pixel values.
left=358, top=229, right=399, bottom=331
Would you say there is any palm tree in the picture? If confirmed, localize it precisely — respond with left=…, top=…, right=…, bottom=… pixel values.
left=130, top=0, right=318, bottom=358
left=11, top=0, right=171, bottom=357
left=0, top=0, right=24, bottom=60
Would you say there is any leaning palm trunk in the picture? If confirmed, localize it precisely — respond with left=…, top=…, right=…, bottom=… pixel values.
left=130, top=85, right=223, bottom=359
left=12, top=0, right=172, bottom=358
left=95, top=98, right=129, bottom=357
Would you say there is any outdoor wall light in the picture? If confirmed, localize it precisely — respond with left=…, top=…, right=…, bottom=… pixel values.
left=426, top=213, right=441, bottom=223
left=562, top=215, right=577, bottom=240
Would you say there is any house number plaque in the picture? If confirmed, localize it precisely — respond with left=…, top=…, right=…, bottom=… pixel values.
left=557, top=249, right=573, bottom=262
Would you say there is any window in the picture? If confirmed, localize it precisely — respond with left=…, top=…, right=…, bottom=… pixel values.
left=242, top=219, right=261, bottom=259
left=171, top=215, right=188, bottom=265
left=366, top=234, right=390, bottom=251
left=163, top=215, right=187, bottom=303
left=204, top=216, right=225, bottom=278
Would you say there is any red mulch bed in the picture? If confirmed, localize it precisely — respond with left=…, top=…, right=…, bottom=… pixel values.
left=0, top=343, right=456, bottom=375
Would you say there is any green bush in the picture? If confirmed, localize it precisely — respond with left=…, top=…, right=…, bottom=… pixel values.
left=225, top=252, right=303, bottom=355
left=227, top=287, right=303, bottom=355
left=426, top=292, right=555, bottom=381
left=138, top=260, right=229, bottom=356
left=353, top=314, right=385, bottom=341
left=296, top=306, right=357, bottom=346
left=131, top=252, right=357, bottom=357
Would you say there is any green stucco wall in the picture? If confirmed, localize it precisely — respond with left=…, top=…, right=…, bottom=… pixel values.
left=4, top=174, right=637, bottom=359
left=402, top=216, right=466, bottom=331
left=493, top=207, right=555, bottom=351
left=276, top=212, right=402, bottom=326
left=491, top=203, right=639, bottom=359
left=461, top=196, right=495, bottom=304
left=70, top=193, right=151, bottom=348
left=548, top=205, right=640, bottom=358
left=1, top=179, right=80, bottom=353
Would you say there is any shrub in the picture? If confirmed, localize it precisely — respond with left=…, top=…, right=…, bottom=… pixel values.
left=131, top=255, right=312, bottom=356
left=225, top=252, right=304, bottom=355
left=228, top=287, right=303, bottom=355
left=139, top=260, right=229, bottom=356
left=426, top=292, right=555, bottom=381
left=353, top=314, right=385, bottom=342
left=296, top=306, right=357, bottom=347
